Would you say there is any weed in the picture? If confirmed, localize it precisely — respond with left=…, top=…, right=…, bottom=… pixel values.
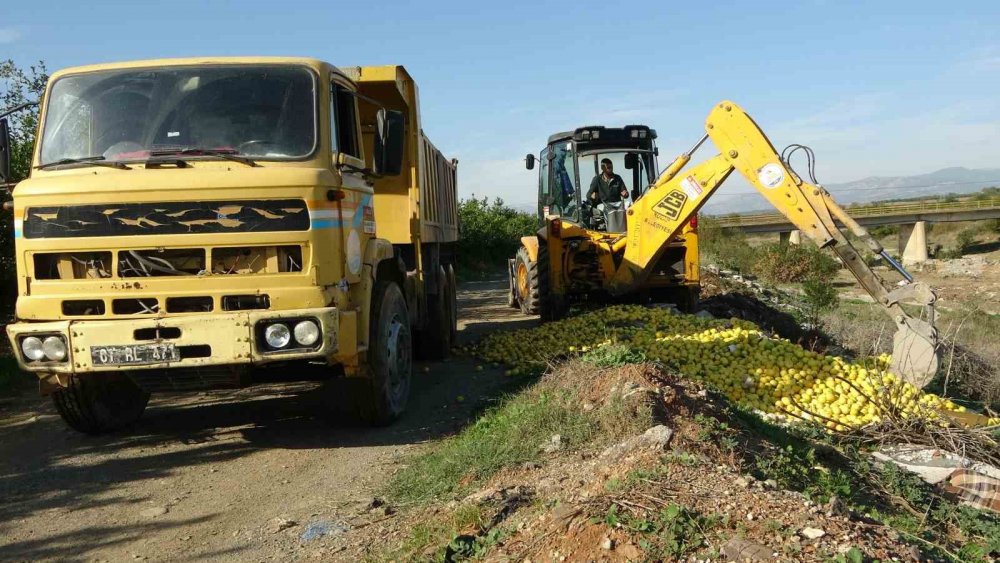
left=603, top=502, right=717, bottom=560
left=581, top=343, right=646, bottom=367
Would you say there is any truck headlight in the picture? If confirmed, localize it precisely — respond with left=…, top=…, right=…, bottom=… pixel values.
left=42, top=336, right=68, bottom=361
left=21, top=336, right=45, bottom=361
left=293, top=320, right=320, bottom=346
left=264, top=323, right=291, bottom=349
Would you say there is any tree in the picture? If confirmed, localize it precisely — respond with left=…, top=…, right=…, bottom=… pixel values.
left=1, top=60, right=47, bottom=283
left=1, top=59, right=48, bottom=184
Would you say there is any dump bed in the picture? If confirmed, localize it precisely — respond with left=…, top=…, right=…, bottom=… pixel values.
left=344, top=65, right=458, bottom=245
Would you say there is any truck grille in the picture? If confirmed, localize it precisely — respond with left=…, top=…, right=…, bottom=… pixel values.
left=23, top=199, right=309, bottom=239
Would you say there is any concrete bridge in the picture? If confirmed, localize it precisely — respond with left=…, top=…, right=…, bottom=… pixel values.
left=710, top=197, right=1000, bottom=264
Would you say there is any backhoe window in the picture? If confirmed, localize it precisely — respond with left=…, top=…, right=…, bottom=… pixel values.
left=548, top=142, right=579, bottom=220
left=40, top=65, right=317, bottom=166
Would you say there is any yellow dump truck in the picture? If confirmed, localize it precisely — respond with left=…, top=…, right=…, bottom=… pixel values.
left=0, top=57, right=458, bottom=433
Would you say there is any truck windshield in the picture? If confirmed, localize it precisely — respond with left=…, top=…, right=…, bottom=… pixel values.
left=39, top=65, right=316, bottom=166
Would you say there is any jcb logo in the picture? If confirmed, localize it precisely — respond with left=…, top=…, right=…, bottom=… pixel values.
left=653, top=190, right=687, bottom=221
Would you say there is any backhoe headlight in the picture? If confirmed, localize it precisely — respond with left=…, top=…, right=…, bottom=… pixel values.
left=264, top=323, right=291, bottom=349
left=293, top=320, right=320, bottom=347
left=21, top=337, right=45, bottom=361
left=42, top=336, right=68, bottom=361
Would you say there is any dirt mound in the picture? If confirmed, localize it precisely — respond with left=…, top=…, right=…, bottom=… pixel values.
left=351, top=362, right=928, bottom=562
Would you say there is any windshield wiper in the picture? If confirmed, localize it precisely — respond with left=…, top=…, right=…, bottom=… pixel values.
left=148, top=148, right=257, bottom=167
left=36, top=156, right=132, bottom=170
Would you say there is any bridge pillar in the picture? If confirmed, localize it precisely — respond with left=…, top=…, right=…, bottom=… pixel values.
left=898, top=221, right=928, bottom=265
left=779, top=230, right=802, bottom=245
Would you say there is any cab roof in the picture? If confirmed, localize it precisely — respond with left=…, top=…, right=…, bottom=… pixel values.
left=547, top=125, right=658, bottom=149
left=47, top=56, right=340, bottom=82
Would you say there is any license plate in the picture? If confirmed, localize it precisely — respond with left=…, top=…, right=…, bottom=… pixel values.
left=91, top=343, right=180, bottom=366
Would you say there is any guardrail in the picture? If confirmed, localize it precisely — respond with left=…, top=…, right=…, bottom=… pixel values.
left=711, top=197, right=1000, bottom=228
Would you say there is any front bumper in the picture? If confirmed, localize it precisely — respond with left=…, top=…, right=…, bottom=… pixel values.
left=5, top=307, right=339, bottom=377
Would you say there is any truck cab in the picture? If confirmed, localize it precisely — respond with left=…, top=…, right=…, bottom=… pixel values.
left=2, top=58, right=458, bottom=433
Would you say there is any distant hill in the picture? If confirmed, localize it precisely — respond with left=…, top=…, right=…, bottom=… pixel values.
left=702, top=167, right=1000, bottom=214
left=826, top=167, right=1000, bottom=205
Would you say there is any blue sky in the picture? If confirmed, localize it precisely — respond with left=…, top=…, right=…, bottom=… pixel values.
left=3, top=0, right=999, bottom=212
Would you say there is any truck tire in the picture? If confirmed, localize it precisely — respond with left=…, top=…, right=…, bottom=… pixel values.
left=51, top=374, right=150, bottom=434
left=352, top=281, right=413, bottom=426
left=514, top=246, right=540, bottom=315
left=418, top=266, right=453, bottom=360
left=537, top=243, right=569, bottom=321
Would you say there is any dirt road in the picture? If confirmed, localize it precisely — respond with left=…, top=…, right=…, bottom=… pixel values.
left=0, top=279, right=532, bottom=562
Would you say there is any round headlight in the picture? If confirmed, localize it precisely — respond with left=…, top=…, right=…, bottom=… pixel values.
left=293, top=320, right=320, bottom=347
left=21, top=336, right=45, bottom=361
left=264, top=323, right=291, bottom=349
left=42, top=336, right=68, bottom=361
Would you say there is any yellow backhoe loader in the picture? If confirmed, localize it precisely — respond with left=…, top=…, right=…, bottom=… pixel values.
left=509, top=101, right=939, bottom=388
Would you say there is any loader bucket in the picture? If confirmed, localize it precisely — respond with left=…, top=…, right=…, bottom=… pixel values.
left=889, top=319, right=939, bottom=389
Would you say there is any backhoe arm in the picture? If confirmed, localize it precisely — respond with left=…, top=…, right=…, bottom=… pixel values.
left=609, top=101, right=939, bottom=386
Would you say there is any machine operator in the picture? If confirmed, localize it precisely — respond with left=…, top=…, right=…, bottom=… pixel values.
left=587, top=158, right=629, bottom=205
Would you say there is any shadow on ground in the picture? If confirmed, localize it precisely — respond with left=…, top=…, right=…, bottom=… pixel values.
left=0, top=278, right=530, bottom=561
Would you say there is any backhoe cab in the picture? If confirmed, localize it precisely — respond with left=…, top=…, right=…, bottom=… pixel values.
left=508, top=124, right=701, bottom=317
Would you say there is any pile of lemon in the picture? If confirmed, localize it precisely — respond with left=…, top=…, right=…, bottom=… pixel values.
left=477, top=305, right=999, bottom=431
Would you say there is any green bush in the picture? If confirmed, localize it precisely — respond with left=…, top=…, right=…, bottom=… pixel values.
left=457, top=197, right=537, bottom=273
left=956, top=228, right=977, bottom=254
left=752, top=243, right=840, bottom=283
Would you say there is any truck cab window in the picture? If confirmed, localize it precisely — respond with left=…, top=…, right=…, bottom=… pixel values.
left=331, top=84, right=360, bottom=158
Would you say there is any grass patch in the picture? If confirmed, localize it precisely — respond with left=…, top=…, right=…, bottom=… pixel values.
left=599, top=502, right=719, bottom=560
left=387, top=387, right=596, bottom=505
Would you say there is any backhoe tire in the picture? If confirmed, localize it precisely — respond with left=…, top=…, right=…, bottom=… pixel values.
left=514, top=246, right=540, bottom=316
left=347, top=281, right=412, bottom=426
left=417, top=266, right=453, bottom=360
left=52, top=373, right=150, bottom=434
left=537, top=243, right=569, bottom=322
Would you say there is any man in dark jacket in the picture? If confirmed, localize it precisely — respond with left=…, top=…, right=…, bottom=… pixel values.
left=587, top=158, right=629, bottom=204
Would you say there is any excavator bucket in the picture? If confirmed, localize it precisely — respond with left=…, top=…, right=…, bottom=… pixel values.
left=890, top=318, right=939, bottom=389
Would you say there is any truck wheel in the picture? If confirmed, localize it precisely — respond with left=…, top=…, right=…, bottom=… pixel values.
left=418, top=266, right=453, bottom=360
left=514, top=246, right=540, bottom=315
left=353, top=281, right=412, bottom=426
left=51, top=374, right=150, bottom=434
left=537, top=243, right=568, bottom=321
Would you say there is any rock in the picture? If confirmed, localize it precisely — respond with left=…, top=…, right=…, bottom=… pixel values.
left=463, top=487, right=501, bottom=504
left=140, top=506, right=169, bottom=518
left=541, top=434, right=563, bottom=453
left=522, top=461, right=542, bottom=471
left=364, top=497, right=385, bottom=510
left=763, top=479, right=778, bottom=489
left=581, top=401, right=595, bottom=412
left=721, top=537, right=775, bottom=561
left=640, top=425, right=673, bottom=449
left=549, top=504, right=582, bottom=531
left=695, top=310, right=715, bottom=319
left=799, top=527, right=826, bottom=540
left=600, top=537, right=614, bottom=550
left=300, top=520, right=349, bottom=542
left=268, top=517, right=297, bottom=533
left=746, top=511, right=754, bottom=521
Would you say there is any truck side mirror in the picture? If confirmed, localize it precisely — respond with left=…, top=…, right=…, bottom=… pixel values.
left=525, top=153, right=535, bottom=170
left=373, top=109, right=405, bottom=176
left=0, top=118, right=10, bottom=184
left=624, top=153, right=638, bottom=170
